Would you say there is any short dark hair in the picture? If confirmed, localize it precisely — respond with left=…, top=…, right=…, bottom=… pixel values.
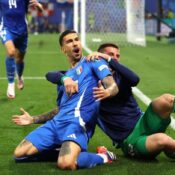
left=97, top=43, right=120, bottom=52
left=59, top=30, right=77, bottom=46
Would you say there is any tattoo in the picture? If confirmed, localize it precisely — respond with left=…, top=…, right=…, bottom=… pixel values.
left=59, top=141, right=71, bottom=157
left=33, top=107, right=59, bottom=124
left=102, top=76, right=118, bottom=97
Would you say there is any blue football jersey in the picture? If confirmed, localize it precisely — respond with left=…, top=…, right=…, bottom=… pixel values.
left=0, top=0, right=29, bottom=35
left=55, top=57, right=111, bottom=122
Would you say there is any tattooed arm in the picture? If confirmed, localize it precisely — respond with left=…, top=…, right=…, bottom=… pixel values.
left=33, top=107, right=59, bottom=124
left=12, top=107, right=59, bottom=126
left=93, top=76, right=118, bottom=101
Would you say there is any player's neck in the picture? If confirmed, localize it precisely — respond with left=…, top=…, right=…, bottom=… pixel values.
left=69, top=57, right=82, bottom=68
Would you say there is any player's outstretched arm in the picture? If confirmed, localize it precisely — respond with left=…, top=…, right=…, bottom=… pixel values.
left=29, top=0, right=43, bottom=11
left=33, top=107, right=59, bottom=124
left=12, top=108, right=34, bottom=126
left=12, top=107, right=59, bottom=126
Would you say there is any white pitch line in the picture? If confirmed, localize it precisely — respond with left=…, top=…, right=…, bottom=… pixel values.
left=0, top=77, right=45, bottom=80
left=83, top=46, right=175, bottom=130
left=132, top=87, right=151, bottom=106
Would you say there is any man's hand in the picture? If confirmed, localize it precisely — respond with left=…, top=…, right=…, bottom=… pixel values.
left=12, top=108, right=34, bottom=126
left=29, top=0, right=43, bottom=11
left=93, top=81, right=110, bottom=101
left=87, top=52, right=111, bottom=62
left=63, top=77, right=78, bottom=96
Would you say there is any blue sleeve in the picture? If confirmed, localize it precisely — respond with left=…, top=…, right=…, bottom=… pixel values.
left=109, top=59, right=140, bottom=86
left=56, top=85, right=64, bottom=106
left=45, top=71, right=66, bottom=85
left=90, top=59, right=111, bottom=80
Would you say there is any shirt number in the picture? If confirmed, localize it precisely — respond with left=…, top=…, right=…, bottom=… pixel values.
left=9, top=0, right=17, bottom=9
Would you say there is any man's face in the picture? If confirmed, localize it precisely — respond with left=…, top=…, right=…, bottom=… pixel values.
left=61, top=33, right=82, bottom=60
left=102, top=46, right=120, bottom=62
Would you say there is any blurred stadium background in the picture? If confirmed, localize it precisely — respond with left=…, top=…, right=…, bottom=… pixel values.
left=0, top=0, right=175, bottom=175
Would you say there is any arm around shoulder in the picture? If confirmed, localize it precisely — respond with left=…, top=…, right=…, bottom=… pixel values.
left=45, top=71, right=64, bottom=85
left=109, top=59, right=140, bottom=86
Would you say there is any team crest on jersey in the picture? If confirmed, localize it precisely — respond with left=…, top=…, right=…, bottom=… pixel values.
left=76, top=66, right=83, bottom=75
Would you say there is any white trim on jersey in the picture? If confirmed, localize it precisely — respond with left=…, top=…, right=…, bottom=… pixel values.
left=0, top=17, right=3, bottom=31
left=74, top=87, right=87, bottom=131
left=0, top=19, right=7, bottom=41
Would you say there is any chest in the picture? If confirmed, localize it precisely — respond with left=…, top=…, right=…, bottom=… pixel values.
left=66, top=64, right=92, bottom=85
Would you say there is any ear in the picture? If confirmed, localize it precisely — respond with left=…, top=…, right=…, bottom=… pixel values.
left=61, top=47, right=66, bottom=54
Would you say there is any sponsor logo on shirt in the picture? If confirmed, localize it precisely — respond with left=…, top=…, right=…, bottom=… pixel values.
left=67, top=134, right=77, bottom=139
left=98, top=65, right=108, bottom=71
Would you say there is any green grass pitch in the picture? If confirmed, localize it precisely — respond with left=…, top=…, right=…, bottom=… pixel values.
left=0, top=34, right=175, bottom=175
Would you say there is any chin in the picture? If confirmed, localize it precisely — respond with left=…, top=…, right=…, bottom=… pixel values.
left=74, top=54, right=82, bottom=60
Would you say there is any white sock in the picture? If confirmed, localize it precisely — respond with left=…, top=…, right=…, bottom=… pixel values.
left=97, top=153, right=108, bottom=163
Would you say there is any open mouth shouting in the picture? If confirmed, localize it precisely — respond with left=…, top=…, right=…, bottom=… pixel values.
left=73, top=47, right=81, bottom=58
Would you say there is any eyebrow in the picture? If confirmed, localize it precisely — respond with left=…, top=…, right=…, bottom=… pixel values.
left=65, top=36, right=79, bottom=44
left=66, top=39, right=73, bottom=43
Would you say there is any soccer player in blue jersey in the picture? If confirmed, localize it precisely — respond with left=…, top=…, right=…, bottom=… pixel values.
left=0, top=0, right=43, bottom=99
left=13, top=30, right=118, bottom=170
left=22, top=43, right=175, bottom=160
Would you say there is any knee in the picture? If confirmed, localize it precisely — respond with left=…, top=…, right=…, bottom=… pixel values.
left=153, top=94, right=174, bottom=107
left=160, top=93, right=174, bottom=105
left=13, top=141, right=38, bottom=158
left=57, top=158, right=77, bottom=170
left=16, top=52, right=25, bottom=63
left=152, top=94, right=174, bottom=117
left=13, top=146, right=31, bottom=158
left=163, top=94, right=175, bottom=106
left=7, top=48, right=16, bottom=58
left=156, top=133, right=171, bottom=148
left=13, top=147, right=24, bottom=158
